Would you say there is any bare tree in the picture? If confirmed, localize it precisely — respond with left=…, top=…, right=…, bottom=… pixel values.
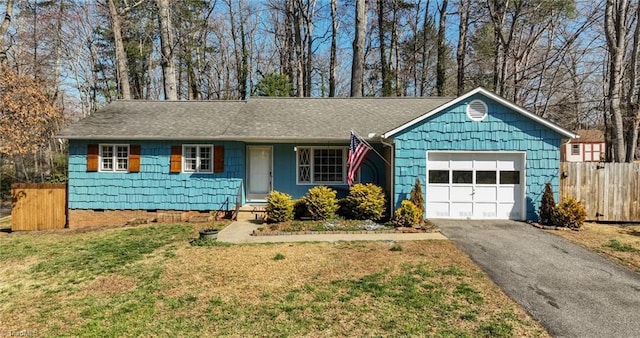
left=436, top=0, right=448, bottom=96
left=0, top=0, right=15, bottom=63
left=105, top=0, right=131, bottom=99
left=157, top=0, right=177, bottom=100
left=456, top=0, right=469, bottom=95
left=604, top=0, right=629, bottom=162
left=329, top=0, right=337, bottom=97
left=351, top=0, right=366, bottom=97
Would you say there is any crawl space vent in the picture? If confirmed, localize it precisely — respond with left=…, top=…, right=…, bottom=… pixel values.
left=467, top=99, right=488, bottom=121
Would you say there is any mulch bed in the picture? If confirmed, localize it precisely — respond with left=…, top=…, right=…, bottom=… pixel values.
left=253, top=219, right=439, bottom=236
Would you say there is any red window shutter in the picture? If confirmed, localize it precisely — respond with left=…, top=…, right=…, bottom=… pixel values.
left=129, top=145, right=141, bottom=172
left=214, top=145, right=224, bottom=173
left=170, top=146, right=182, bottom=173
left=87, top=144, right=99, bottom=172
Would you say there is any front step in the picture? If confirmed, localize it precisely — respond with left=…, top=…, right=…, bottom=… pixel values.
left=236, top=205, right=266, bottom=222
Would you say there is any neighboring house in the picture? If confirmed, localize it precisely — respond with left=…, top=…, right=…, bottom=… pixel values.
left=561, top=129, right=605, bottom=162
left=57, top=87, right=576, bottom=227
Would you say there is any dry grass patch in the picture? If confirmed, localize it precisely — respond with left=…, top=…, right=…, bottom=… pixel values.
left=0, top=223, right=548, bottom=337
left=550, top=223, right=640, bottom=272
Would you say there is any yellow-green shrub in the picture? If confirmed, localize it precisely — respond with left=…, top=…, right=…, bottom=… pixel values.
left=553, top=197, right=587, bottom=230
left=303, top=186, right=338, bottom=220
left=342, top=183, right=385, bottom=221
left=392, top=200, right=421, bottom=227
left=265, top=191, right=293, bottom=223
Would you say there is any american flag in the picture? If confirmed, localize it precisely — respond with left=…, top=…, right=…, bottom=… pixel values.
left=347, top=131, right=371, bottom=186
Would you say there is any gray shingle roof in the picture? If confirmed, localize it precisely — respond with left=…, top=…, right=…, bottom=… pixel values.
left=57, top=100, right=245, bottom=140
left=58, top=97, right=453, bottom=141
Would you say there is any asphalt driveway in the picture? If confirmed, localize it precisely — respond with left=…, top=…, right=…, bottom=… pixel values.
left=434, top=219, right=640, bottom=338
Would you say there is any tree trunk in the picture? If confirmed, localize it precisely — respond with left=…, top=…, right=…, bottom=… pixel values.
left=627, top=2, right=640, bottom=162
left=420, top=1, right=430, bottom=96
left=329, top=0, right=337, bottom=97
left=436, top=0, right=448, bottom=96
left=456, top=0, right=468, bottom=96
left=0, top=0, right=14, bottom=63
left=379, top=0, right=392, bottom=96
left=350, top=0, right=366, bottom=97
left=604, top=0, right=629, bottom=162
left=106, top=0, right=131, bottom=100
left=157, top=0, right=177, bottom=100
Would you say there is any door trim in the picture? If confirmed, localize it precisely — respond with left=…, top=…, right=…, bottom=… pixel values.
left=246, top=146, right=273, bottom=202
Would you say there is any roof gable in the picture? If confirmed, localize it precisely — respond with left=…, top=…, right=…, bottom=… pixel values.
left=382, top=87, right=577, bottom=139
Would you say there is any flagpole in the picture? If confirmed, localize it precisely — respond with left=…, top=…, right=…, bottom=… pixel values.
left=351, top=129, right=392, bottom=167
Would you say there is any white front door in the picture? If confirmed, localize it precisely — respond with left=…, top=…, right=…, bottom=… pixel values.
left=247, top=146, right=272, bottom=201
left=426, top=152, right=525, bottom=220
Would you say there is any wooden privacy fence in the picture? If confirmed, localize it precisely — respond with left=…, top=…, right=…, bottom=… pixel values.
left=12, top=183, right=67, bottom=230
left=560, top=162, right=640, bottom=222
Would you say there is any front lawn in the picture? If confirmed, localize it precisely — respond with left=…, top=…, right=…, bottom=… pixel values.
left=550, top=223, right=640, bottom=272
left=0, top=223, right=547, bottom=337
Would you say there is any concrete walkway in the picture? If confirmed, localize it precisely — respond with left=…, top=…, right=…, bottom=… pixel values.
left=217, top=220, right=447, bottom=243
left=435, top=219, right=640, bottom=338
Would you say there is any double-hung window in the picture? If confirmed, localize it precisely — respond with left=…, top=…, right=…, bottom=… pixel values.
left=297, top=147, right=347, bottom=184
left=100, top=144, right=129, bottom=172
left=183, top=145, right=213, bottom=173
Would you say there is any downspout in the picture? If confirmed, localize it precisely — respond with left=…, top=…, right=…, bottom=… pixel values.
left=380, top=137, right=395, bottom=219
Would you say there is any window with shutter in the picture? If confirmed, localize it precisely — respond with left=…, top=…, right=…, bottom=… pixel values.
left=170, top=146, right=182, bottom=173
left=87, top=144, right=99, bottom=172
left=129, top=145, right=141, bottom=172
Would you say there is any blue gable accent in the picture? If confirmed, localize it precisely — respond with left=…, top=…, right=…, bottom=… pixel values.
left=68, top=140, right=245, bottom=211
left=392, top=93, right=563, bottom=220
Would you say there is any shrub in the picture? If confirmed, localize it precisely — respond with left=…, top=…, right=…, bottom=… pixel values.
left=553, top=196, right=587, bottom=229
left=265, top=191, right=294, bottom=223
left=392, top=200, right=421, bottom=227
left=409, top=178, right=425, bottom=217
left=303, top=186, right=338, bottom=220
left=292, top=199, right=308, bottom=220
left=342, top=183, right=385, bottom=221
left=539, top=182, right=556, bottom=225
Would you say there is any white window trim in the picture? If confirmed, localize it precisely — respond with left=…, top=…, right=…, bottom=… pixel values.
left=296, top=146, right=348, bottom=185
left=182, top=144, right=214, bottom=173
left=99, top=144, right=129, bottom=173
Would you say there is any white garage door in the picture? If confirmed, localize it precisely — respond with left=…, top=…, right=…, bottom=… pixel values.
left=426, top=152, right=525, bottom=220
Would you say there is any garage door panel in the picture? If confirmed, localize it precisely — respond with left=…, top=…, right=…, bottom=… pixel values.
left=498, top=203, right=520, bottom=219
left=451, top=186, right=473, bottom=201
left=498, top=186, right=520, bottom=202
left=474, top=160, right=498, bottom=170
left=475, top=202, right=497, bottom=218
left=452, top=203, right=473, bottom=218
left=451, top=160, right=473, bottom=169
left=427, top=186, right=450, bottom=200
left=429, top=202, right=450, bottom=218
left=475, top=186, right=497, bottom=200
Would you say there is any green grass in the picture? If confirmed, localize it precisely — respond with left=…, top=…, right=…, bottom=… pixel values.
left=0, top=223, right=547, bottom=337
left=604, top=239, right=638, bottom=252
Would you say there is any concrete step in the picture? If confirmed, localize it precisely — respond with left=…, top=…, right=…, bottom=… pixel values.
left=236, top=205, right=266, bottom=221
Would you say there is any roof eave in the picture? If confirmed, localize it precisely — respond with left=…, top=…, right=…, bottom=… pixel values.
left=382, top=87, right=578, bottom=139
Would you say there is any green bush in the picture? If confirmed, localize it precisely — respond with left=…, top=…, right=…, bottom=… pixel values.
left=392, top=200, right=421, bottom=227
left=410, top=178, right=425, bottom=217
left=303, top=186, right=338, bottom=220
left=265, top=191, right=294, bottom=223
left=342, top=183, right=385, bottom=221
left=553, top=197, right=587, bottom=230
left=539, top=182, right=555, bottom=226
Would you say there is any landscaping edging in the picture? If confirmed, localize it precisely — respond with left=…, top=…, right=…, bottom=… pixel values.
left=252, top=228, right=439, bottom=236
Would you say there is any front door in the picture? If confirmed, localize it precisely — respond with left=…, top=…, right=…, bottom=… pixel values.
left=247, top=146, right=272, bottom=201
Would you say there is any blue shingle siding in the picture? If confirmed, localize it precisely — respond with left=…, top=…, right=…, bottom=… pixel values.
left=68, top=140, right=245, bottom=211
left=392, top=94, right=563, bottom=220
